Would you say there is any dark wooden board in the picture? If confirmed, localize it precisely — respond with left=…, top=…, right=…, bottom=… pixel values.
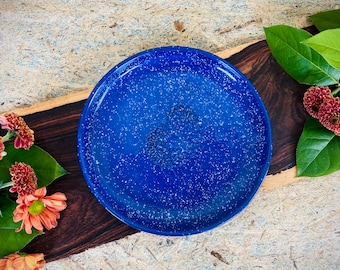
left=22, top=29, right=316, bottom=261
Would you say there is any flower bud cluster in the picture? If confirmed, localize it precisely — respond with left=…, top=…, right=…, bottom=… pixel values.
left=303, top=86, right=340, bottom=136
left=0, top=112, right=34, bottom=160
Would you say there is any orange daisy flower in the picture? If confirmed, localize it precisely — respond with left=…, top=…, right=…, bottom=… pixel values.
left=13, top=187, right=67, bottom=234
left=9, top=162, right=38, bottom=197
left=0, top=253, right=45, bottom=270
left=0, top=112, right=34, bottom=150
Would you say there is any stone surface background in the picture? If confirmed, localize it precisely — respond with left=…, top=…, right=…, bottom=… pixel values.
left=1, top=1, right=340, bottom=269
left=1, top=0, right=339, bottom=113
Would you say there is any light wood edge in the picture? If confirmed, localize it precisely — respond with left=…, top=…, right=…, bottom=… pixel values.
left=259, top=167, right=304, bottom=193
left=6, top=40, right=305, bottom=193
left=215, top=40, right=260, bottom=59
left=11, top=89, right=92, bottom=116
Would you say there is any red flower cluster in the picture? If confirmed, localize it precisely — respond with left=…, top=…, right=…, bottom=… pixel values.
left=303, top=86, right=332, bottom=118
left=319, top=97, right=340, bottom=136
left=9, top=162, right=38, bottom=197
left=0, top=112, right=34, bottom=150
left=0, top=137, right=6, bottom=160
left=303, top=86, right=340, bottom=136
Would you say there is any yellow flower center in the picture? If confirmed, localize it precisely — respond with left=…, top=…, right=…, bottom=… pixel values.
left=28, top=200, right=45, bottom=215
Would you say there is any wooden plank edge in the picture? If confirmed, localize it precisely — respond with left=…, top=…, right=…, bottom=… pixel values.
left=259, top=166, right=304, bottom=193
left=9, top=89, right=92, bottom=116
left=215, top=40, right=260, bottom=59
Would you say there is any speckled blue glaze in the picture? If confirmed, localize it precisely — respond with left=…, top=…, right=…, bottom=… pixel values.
left=77, top=46, right=272, bottom=236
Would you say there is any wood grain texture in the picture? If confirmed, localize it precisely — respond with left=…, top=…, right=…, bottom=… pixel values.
left=21, top=30, right=316, bottom=261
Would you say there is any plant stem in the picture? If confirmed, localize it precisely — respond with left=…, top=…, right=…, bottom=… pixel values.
left=332, top=86, right=340, bottom=96
left=0, top=181, right=13, bottom=189
left=2, top=131, right=16, bottom=142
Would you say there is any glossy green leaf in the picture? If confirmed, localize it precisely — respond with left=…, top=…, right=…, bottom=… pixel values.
left=0, top=143, right=68, bottom=188
left=296, top=117, right=340, bottom=177
left=302, top=29, right=340, bottom=70
left=309, top=9, right=340, bottom=31
left=264, top=25, right=340, bottom=86
left=0, top=197, right=41, bottom=257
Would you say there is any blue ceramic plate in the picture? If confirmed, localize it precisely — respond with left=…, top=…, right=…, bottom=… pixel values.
left=77, top=46, right=272, bottom=235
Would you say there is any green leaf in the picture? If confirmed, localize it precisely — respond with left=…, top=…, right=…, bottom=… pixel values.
left=310, top=9, right=340, bottom=31
left=0, top=197, right=41, bottom=257
left=302, top=29, right=340, bottom=70
left=0, top=143, right=68, bottom=188
left=296, top=117, right=340, bottom=177
left=264, top=25, right=340, bottom=86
